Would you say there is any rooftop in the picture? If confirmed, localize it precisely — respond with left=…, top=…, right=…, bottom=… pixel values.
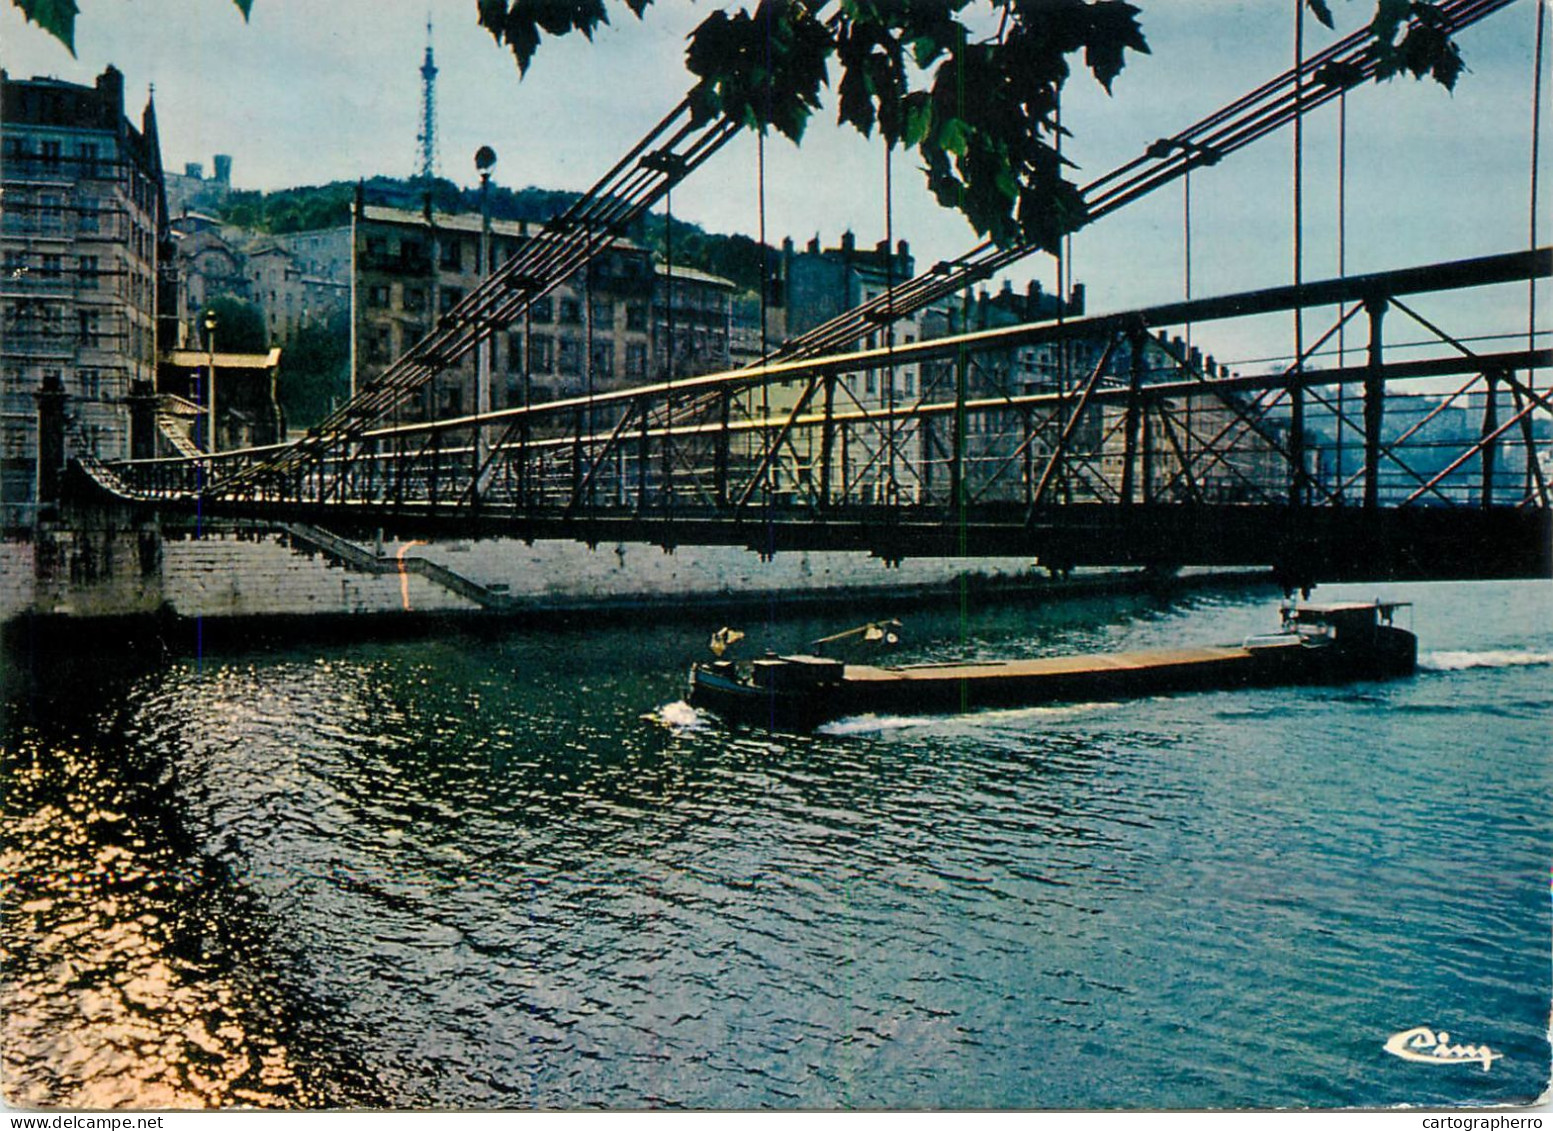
left=164, top=348, right=282, bottom=370
left=359, top=203, right=631, bottom=245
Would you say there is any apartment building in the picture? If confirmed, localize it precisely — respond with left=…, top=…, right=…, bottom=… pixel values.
left=0, top=65, right=169, bottom=525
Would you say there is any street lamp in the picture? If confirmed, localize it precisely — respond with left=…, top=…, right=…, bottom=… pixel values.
left=475, top=146, right=497, bottom=474
left=204, top=311, right=218, bottom=454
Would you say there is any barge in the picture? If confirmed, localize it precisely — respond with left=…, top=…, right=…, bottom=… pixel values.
left=688, top=602, right=1417, bottom=729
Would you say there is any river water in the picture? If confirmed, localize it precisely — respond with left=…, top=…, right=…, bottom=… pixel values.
left=2, top=578, right=1549, bottom=1110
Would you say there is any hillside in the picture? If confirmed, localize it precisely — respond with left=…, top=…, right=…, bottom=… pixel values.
left=217, top=176, right=772, bottom=295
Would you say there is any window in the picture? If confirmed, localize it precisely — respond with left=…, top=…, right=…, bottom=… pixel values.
left=440, top=287, right=463, bottom=316
left=589, top=298, right=612, bottom=326
left=625, top=303, right=648, bottom=332
left=440, top=238, right=462, bottom=272
left=40, top=139, right=61, bottom=168
left=78, top=310, right=101, bottom=347
left=77, top=368, right=101, bottom=399
left=439, top=385, right=463, bottom=415
left=3, top=250, right=26, bottom=278
left=79, top=198, right=101, bottom=233
left=368, top=326, right=392, bottom=362
left=531, top=296, right=553, bottom=323
left=530, top=334, right=553, bottom=371
left=78, top=256, right=99, bottom=288
left=402, top=287, right=426, bottom=313
left=78, top=142, right=100, bottom=179
left=590, top=342, right=614, bottom=381
left=559, top=297, right=581, bottom=324
left=625, top=342, right=647, bottom=379
left=865, top=370, right=877, bottom=395
left=367, top=284, right=390, bottom=309
left=39, top=195, right=63, bottom=231
left=507, top=332, right=523, bottom=372
left=558, top=337, right=581, bottom=376
left=903, top=370, right=914, bottom=397
left=366, top=235, right=388, bottom=262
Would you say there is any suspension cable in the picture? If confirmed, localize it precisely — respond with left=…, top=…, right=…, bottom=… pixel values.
left=1292, top=0, right=1307, bottom=507
left=1531, top=0, right=1546, bottom=389
left=1336, top=85, right=1348, bottom=499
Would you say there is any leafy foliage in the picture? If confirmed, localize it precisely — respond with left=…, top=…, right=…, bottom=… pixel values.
left=11, top=0, right=77, bottom=52
left=277, top=309, right=351, bottom=429
left=220, top=183, right=354, bottom=234
left=11, top=0, right=1473, bottom=249
left=1368, top=1, right=1466, bottom=90
left=476, top=0, right=651, bottom=75
left=201, top=296, right=268, bottom=353
left=477, top=0, right=1472, bottom=251
left=10, top=0, right=247, bottom=55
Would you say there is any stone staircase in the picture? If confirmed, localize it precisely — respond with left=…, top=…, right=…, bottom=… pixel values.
left=156, top=394, right=206, bottom=459
left=282, top=523, right=515, bottom=610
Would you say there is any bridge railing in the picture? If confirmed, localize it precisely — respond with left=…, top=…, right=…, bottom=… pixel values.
left=99, top=248, right=1551, bottom=526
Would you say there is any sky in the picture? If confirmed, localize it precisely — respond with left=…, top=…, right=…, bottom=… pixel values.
left=1, top=0, right=1546, bottom=369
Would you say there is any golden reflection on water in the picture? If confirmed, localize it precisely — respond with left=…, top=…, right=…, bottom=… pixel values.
left=1, top=743, right=311, bottom=1110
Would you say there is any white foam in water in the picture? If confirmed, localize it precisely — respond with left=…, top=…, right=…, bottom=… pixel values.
left=819, top=700, right=1117, bottom=736
left=817, top=714, right=931, bottom=736
left=1420, top=650, right=1553, bottom=672
left=651, top=700, right=710, bottom=730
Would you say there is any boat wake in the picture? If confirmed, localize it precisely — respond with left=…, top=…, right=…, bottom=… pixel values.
left=1420, top=650, right=1553, bottom=672
left=646, top=700, right=712, bottom=731
left=819, top=700, right=1119, bottom=737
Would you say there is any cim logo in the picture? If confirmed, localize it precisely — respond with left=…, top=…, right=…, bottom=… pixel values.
left=1385, top=1026, right=1502, bottom=1071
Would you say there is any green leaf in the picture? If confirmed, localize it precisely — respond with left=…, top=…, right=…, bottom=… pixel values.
left=900, top=92, right=933, bottom=148
left=11, top=0, right=79, bottom=54
left=1083, top=1, right=1150, bottom=93
left=232, top=0, right=253, bottom=20
left=937, top=116, right=971, bottom=156
left=1305, top=0, right=1334, bottom=29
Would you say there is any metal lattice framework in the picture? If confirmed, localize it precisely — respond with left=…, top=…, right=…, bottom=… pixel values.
left=183, top=0, right=1517, bottom=504
left=67, top=0, right=1549, bottom=582
left=93, top=248, right=1552, bottom=582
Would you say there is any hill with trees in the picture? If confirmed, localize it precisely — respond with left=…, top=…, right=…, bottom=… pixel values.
left=217, top=175, right=775, bottom=295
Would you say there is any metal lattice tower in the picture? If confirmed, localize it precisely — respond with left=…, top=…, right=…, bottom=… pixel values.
left=415, top=18, right=438, bottom=183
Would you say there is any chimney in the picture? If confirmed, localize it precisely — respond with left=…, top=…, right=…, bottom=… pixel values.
left=1068, top=282, right=1085, bottom=315
left=806, top=235, right=820, bottom=254
left=95, top=66, right=124, bottom=117
left=185, top=162, right=204, bottom=179
left=840, top=230, right=855, bottom=256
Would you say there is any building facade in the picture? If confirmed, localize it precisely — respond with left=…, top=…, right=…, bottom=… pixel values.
left=767, top=232, right=927, bottom=504
left=0, top=65, right=168, bottom=526
left=352, top=201, right=734, bottom=420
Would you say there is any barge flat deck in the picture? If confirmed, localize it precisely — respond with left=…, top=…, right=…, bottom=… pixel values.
left=688, top=603, right=1416, bottom=729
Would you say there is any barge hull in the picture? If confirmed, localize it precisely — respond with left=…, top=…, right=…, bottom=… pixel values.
left=688, top=611, right=1416, bottom=729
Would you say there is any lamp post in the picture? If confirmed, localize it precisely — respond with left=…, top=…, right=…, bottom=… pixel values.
left=204, top=311, right=218, bottom=454
left=474, top=145, right=497, bottom=477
